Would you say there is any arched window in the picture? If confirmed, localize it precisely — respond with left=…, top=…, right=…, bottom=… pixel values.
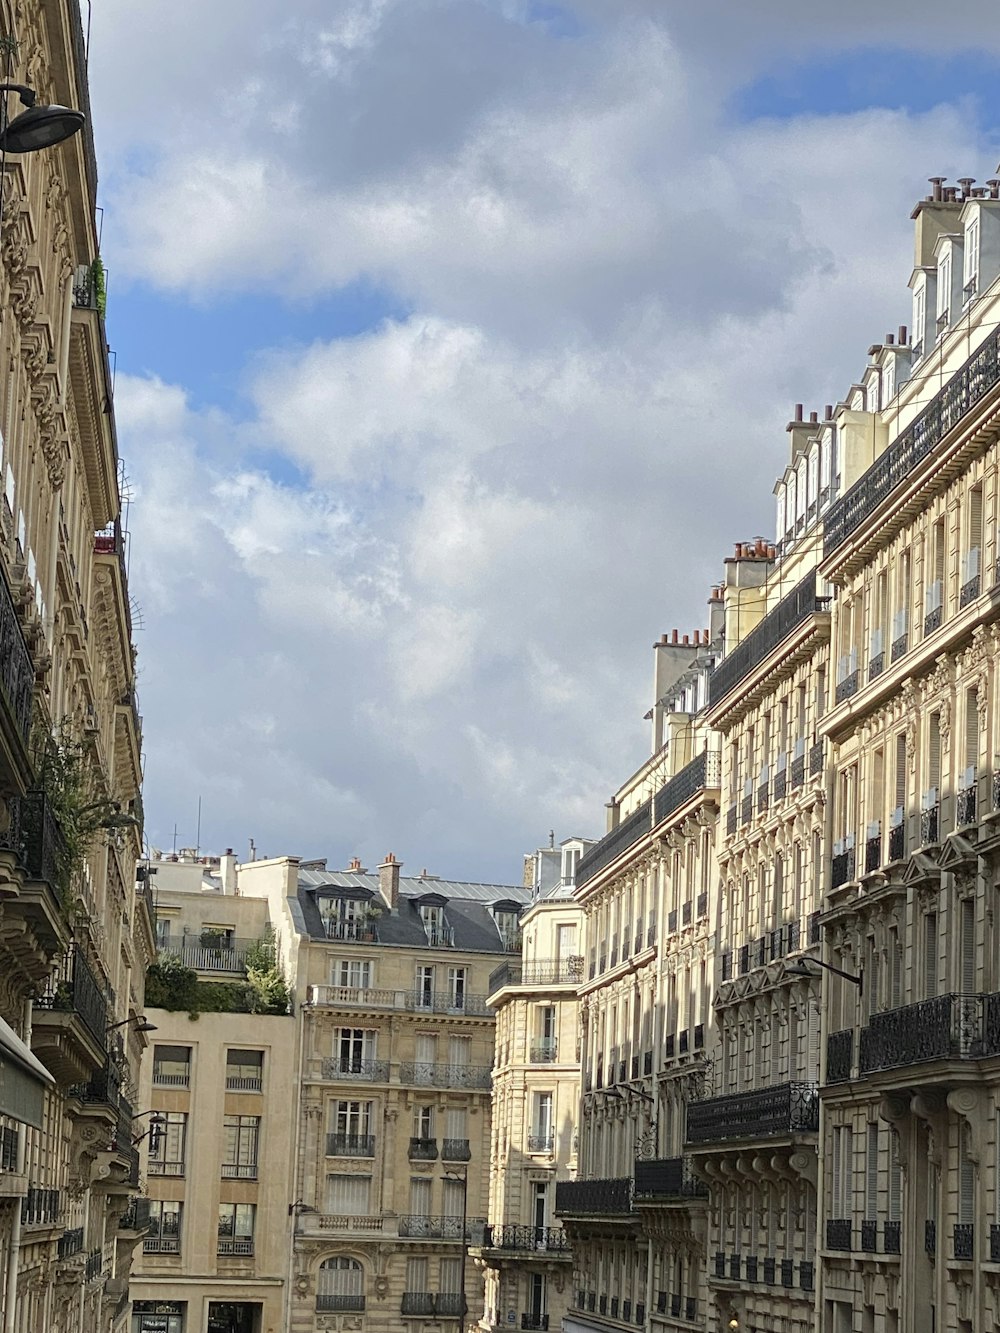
left=317, top=1257, right=364, bottom=1312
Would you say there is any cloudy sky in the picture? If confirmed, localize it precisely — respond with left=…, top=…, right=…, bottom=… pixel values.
left=86, top=0, right=999, bottom=880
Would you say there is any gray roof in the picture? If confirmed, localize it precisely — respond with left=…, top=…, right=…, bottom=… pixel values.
left=296, top=869, right=531, bottom=953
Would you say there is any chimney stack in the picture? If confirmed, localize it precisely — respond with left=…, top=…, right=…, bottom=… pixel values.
left=219, top=850, right=237, bottom=895
left=379, top=852, right=401, bottom=910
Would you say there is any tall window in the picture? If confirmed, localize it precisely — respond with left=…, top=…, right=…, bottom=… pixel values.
left=533, top=1092, right=554, bottom=1150
left=413, top=1105, right=433, bottom=1141
left=333, top=959, right=371, bottom=989
left=337, top=1029, right=376, bottom=1074
left=865, top=1124, right=879, bottom=1224
left=440, top=1257, right=463, bottom=1296
left=965, top=485, right=983, bottom=594
left=445, top=1106, right=468, bottom=1156
left=144, top=1201, right=182, bottom=1254
left=832, top=1126, right=853, bottom=1220
left=409, top=1176, right=432, bottom=1219
left=217, top=1203, right=255, bottom=1255
left=326, top=1174, right=371, bottom=1215
left=415, top=965, right=435, bottom=1009
left=225, top=1049, right=263, bottom=1091
left=329, top=1101, right=373, bottom=1156
left=222, top=1115, right=259, bottom=1179
left=406, top=1257, right=429, bottom=1297
left=447, top=967, right=466, bottom=1011
left=152, top=1046, right=191, bottom=1087
left=923, top=913, right=938, bottom=1000
left=148, top=1112, right=186, bottom=1177
left=318, top=1257, right=364, bottom=1311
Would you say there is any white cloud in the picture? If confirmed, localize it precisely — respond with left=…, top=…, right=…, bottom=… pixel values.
left=92, top=3, right=1000, bottom=875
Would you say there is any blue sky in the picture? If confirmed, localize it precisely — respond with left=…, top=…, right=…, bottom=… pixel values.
left=84, top=0, right=999, bottom=876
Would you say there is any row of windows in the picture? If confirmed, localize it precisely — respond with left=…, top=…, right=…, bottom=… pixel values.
left=152, top=1046, right=263, bottom=1090
left=148, top=1114, right=259, bottom=1178
left=144, top=1201, right=257, bottom=1255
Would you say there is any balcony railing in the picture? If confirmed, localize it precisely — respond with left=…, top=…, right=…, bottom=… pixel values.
left=152, top=1069, right=189, bottom=1087
left=991, top=1223, right=1000, bottom=1261
left=686, top=1082, right=819, bottom=1145
left=824, top=323, right=1000, bottom=556
left=317, top=1295, right=366, bottom=1312
left=220, top=1162, right=257, bottom=1179
left=884, top=1221, right=901, bottom=1254
left=326, top=1133, right=375, bottom=1158
left=320, top=1057, right=389, bottom=1082
left=225, top=1074, right=262, bottom=1091
left=652, top=751, right=720, bottom=827
left=143, top=1235, right=180, bottom=1254
left=633, top=1156, right=707, bottom=1200
left=529, top=1040, right=558, bottom=1062
left=442, top=1138, right=471, bottom=1161
left=436, top=1295, right=467, bottom=1317
left=148, top=1160, right=185, bottom=1177
left=179, top=939, right=256, bottom=972
left=527, top=1134, right=553, bottom=1153
left=954, top=1223, right=974, bottom=1259
left=484, top=1225, right=570, bottom=1252
left=826, top=1218, right=852, bottom=1251
left=217, top=1237, right=254, bottom=1256
left=85, top=1248, right=103, bottom=1282
left=397, top=1214, right=484, bottom=1239
left=34, top=943, right=109, bottom=1046
left=555, top=1177, right=633, bottom=1217
left=323, top=919, right=379, bottom=943
left=575, top=800, right=651, bottom=888
left=709, top=572, right=825, bottom=709
left=408, top=1137, right=438, bottom=1160
left=399, top=1063, right=492, bottom=1089
left=861, top=1220, right=877, bottom=1252
left=0, top=569, right=32, bottom=753
left=826, top=1030, right=853, bottom=1083
left=57, top=1227, right=84, bottom=1258
left=407, top=990, right=491, bottom=1015
left=858, top=993, right=987, bottom=1073
left=401, top=1293, right=435, bottom=1315
left=22, top=1187, right=60, bottom=1226
left=487, top=956, right=584, bottom=993
left=521, top=1315, right=549, bottom=1330
left=957, top=785, right=978, bottom=827
left=831, top=847, right=856, bottom=889
left=19, top=792, right=68, bottom=892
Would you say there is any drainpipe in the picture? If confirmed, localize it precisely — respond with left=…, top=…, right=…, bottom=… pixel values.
left=3, top=1000, right=30, bottom=1333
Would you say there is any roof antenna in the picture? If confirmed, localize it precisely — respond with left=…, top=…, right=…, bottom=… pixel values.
left=549, top=830, right=555, bottom=848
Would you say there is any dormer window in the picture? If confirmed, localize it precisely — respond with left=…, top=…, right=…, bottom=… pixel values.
left=882, top=355, right=895, bottom=407
left=937, top=250, right=952, bottom=327
left=492, top=899, right=523, bottom=949
left=964, top=215, right=980, bottom=297
left=775, top=485, right=786, bottom=543
left=318, top=891, right=378, bottom=943
left=415, top=894, right=454, bottom=948
left=912, top=284, right=926, bottom=358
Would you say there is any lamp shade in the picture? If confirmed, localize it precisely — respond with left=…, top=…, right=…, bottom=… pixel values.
left=0, top=103, right=85, bottom=153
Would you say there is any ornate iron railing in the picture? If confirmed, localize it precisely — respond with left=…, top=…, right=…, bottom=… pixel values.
left=320, top=1058, right=389, bottom=1082
left=555, top=1177, right=633, bottom=1216
left=858, top=994, right=984, bottom=1073
left=323, top=919, right=379, bottom=943
left=865, top=833, right=882, bottom=874
left=34, top=944, right=108, bottom=1046
left=576, top=800, right=651, bottom=887
left=925, top=1219, right=936, bottom=1255
left=686, top=1082, right=819, bottom=1144
left=888, top=822, right=905, bottom=861
left=484, top=1225, right=569, bottom=1252
left=22, top=1187, right=60, bottom=1226
left=709, top=572, right=825, bottom=708
left=868, top=652, right=885, bottom=682
left=530, top=1040, right=558, bottom=1062
left=57, top=1227, right=83, bottom=1258
left=800, top=1261, right=814, bottom=1290
left=957, top=785, right=978, bottom=827
left=19, top=792, right=68, bottom=892
left=527, top=1134, right=553, bottom=1152
left=824, top=324, right=1000, bottom=556
left=633, top=1156, right=707, bottom=1200
left=884, top=1221, right=901, bottom=1254
left=835, top=671, right=859, bottom=704
left=991, top=1223, right=1000, bottom=1261
left=406, top=990, right=491, bottom=1015
left=488, top=956, right=584, bottom=993
left=653, top=751, right=719, bottom=827
left=436, top=1294, right=467, bottom=1316
left=399, top=1063, right=492, bottom=1089
left=317, top=1295, right=365, bottom=1312
left=401, top=1294, right=435, bottom=1315
left=826, top=1030, right=853, bottom=1084
left=0, top=568, right=32, bottom=751
left=954, top=1223, right=974, bottom=1259
left=408, top=1137, right=437, bottom=1160
left=325, top=1133, right=375, bottom=1158
left=831, top=848, right=856, bottom=889
left=826, top=1218, right=851, bottom=1251
left=84, top=1248, right=103, bottom=1281
left=442, top=1138, right=471, bottom=1160
left=520, top=1317, right=548, bottom=1330
left=861, top=1220, right=877, bottom=1252
left=920, top=803, right=940, bottom=845
left=397, top=1214, right=484, bottom=1239
left=217, top=1237, right=254, bottom=1256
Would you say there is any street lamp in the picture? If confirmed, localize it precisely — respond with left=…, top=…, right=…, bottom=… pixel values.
left=785, top=958, right=863, bottom=997
left=443, top=1167, right=468, bottom=1333
left=0, top=84, right=84, bottom=154
left=107, top=1015, right=158, bottom=1034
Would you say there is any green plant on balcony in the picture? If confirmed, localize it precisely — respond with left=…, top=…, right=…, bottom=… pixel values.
left=90, top=257, right=106, bottom=318
left=244, top=929, right=289, bottom=1015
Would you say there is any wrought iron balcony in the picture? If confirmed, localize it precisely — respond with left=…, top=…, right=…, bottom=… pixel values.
left=858, top=993, right=985, bottom=1073
left=826, top=1030, right=853, bottom=1084
left=399, top=1063, right=492, bottom=1089
left=957, top=784, right=977, bottom=828
left=406, top=990, right=491, bottom=1015
left=397, top=1214, right=482, bottom=1239
left=323, top=919, right=379, bottom=943
left=652, top=751, right=719, bottom=827
left=920, top=802, right=940, bottom=845
left=826, top=1218, right=851, bottom=1251
left=888, top=822, right=905, bottom=861
left=800, top=1262, right=814, bottom=1290
left=57, top=1227, right=83, bottom=1258
left=861, top=1220, right=877, bottom=1252
left=555, top=1177, right=633, bottom=1217
left=317, top=1295, right=366, bottom=1312
left=686, top=1081, right=819, bottom=1145
left=521, top=1316, right=548, bottom=1330
left=530, top=1040, right=558, bottom=1062
left=763, top=1257, right=775, bottom=1285
left=85, top=1247, right=103, bottom=1282
left=143, top=1235, right=180, bottom=1254
left=217, top=1237, right=254, bottom=1256
left=868, top=652, right=884, bottom=682
left=320, top=1057, right=389, bottom=1082
left=831, top=847, right=856, bottom=889
left=810, top=740, right=824, bottom=776
left=401, top=1293, right=435, bottom=1316
left=575, top=799, right=651, bottom=888
left=835, top=670, right=859, bottom=704
left=220, top=1162, right=257, bottom=1179
left=773, top=768, right=787, bottom=801
left=487, top=956, right=583, bottom=994
left=709, top=572, right=825, bottom=709
left=954, top=1223, right=974, bottom=1259
left=891, top=632, right=908, bottom=662
left=791, top=753, right=805, bottom=788
left=633, top=1156, right=707, bottom=1200
left=484, top=1224, right=569, bottom=1252
left=0, top=568, right=32, bottom=760
left=824, top=324, right=1000, bottom=556
left=325, top=1133, right=375, bottom=1158
left=884, top=1221, right=900, bottom=1254
left=19, top=792, right=68, bottom=892
left=179, top=938, right=256, bottom=972
left=781, top=1258, right=793, bottom=1287
left=527, top=1134, right=553, bottom=1153
left=726, top=805, right=737, bottom=836
left=408, top=1137, right=438, bottom=1160
left=741, top=795, right=753, bottom=825
left=865, top=833, right=882, bottom=874
left=745, top=1257, right=757, bottom=1282
left=34, top=942, right=109, bottom=1046
left=960, top=573, right=981, bottom=607
left=442, top=1138, right=471, bottom=1161
left=991, top=1222, right=1000, bottom=1261
left=436, top=1294, right=467, bottom=1317
left=925, top=1219, right=936, bottom=1255
left=22, top=1186, right=60, bottom=1226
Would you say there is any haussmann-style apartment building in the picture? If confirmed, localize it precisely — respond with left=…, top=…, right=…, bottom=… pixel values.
left=547, top=168, right=1000, bottom=1333
left=0, top=2, right=152, bottom=1332
left=135, top=848, right=533, bottom=1333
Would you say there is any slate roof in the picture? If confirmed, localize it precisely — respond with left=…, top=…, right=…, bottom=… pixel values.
left=296, top=869, right=531, bottom=954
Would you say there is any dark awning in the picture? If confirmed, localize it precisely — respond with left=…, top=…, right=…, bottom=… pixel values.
left=0, top=1015, right=54, bottom=1128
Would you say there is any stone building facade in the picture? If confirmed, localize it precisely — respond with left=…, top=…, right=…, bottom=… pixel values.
left=477, top=839, right=590, bottom=1333
left=0, top=2, right=151, bottom=1332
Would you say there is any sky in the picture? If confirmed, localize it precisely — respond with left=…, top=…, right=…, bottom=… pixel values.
left=84, top=0, right=1000, bottom=880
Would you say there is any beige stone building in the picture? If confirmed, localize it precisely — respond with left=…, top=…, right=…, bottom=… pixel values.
left=129, top=852, right=297, bottom=1333
left=0, top=2, right=151, bottom=1331
left=555, top=630, right=721, bottom=1333
left=478, top=839, right=590, bottom=1333
left=139, top=851, right=530, bottom=1333
left=815, top=176, right=1000, bottom=1333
